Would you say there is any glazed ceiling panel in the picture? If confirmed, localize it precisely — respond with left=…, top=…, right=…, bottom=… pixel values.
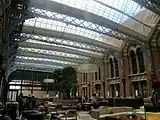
left=28, top=0, right=149, bottom=43
left=22, top=26, right=120, bottom=52
left=8, top=0, right=159, bottom=73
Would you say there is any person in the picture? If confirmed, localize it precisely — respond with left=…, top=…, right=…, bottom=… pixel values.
left=31, top=96, right=36, bottom=109
left=85, top=96, right=88, bottom=102
left=151, top=91, right=158, bottom=106
left=17, top=93, right=23, bottom=116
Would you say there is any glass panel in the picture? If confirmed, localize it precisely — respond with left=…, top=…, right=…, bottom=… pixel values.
left=52, top=0, right=143, bottom=23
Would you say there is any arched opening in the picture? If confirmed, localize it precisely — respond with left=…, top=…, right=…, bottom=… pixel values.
left=130, top=50, right=137, bottom=74
left=109, top=58, right=114, bottom=78
left=136, top=48, right=145, bottom=73
left=114, top=58, right=119, bottom=77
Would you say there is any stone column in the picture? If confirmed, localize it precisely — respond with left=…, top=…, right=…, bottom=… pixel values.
left=132, top=83, right=135, bottom=97
left=143, top=52, right=152, bottom=96
left=104, top=58, right=109, bottom=97
left=100, top=83, right=104, bottom=97
left=113, top=60, right=116, bottom=78
left=89, top=82, right=92, bottom=98
left=118, top=58, right=125, bottom=97
left=151, top=46, right=160, bottom=82
left=123, top=55, right=132, bottom=97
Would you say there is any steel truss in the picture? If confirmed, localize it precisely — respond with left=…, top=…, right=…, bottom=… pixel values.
left=22, top=26, right=120, bottom=53
left=9, top=51, right=87, bottom=64
left=19, top=42, right=103, bottom=58
left=151, top=0, right=160, bottom=6
left=29, top=0, right=148, bottom=43
left=8, top=63, right=61, bottom=74
left=28, top=8, right=140, bottom=46
left=21, top=33, right=105, bottom=53
left=133, top=0, right=160, bottom=16
left=14, top=57, right=77, bottom=67
left=18, top=47, right=89, bottom=60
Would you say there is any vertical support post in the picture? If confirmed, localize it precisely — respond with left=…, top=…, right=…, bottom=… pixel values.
left=31, top=72, right=33, bottom=95
left=20, top=80, right=22, bottom=94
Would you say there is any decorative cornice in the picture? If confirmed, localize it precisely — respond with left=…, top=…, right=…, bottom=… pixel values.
left=128, top=73, right=147, bottom=82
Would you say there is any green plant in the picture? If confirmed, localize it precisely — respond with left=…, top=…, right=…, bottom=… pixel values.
left=52, top=67, right=77, bottom=99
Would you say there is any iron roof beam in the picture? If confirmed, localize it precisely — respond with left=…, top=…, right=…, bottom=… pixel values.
left=14, top=51, right=87, bottom=64
left=29, top=0, right=148, bottom=43
left=11, top=64, right=59, bottom=73
left=18, top=47, right=88, bottom=59
left=22, top=26, right=120, bottom=52
left=14, top=58, right=76, bottom=67
left=21, top=33, right=105, bottom=53
left=132, top=0, right=160, bottom=16
left=149, top=0, right=160, bottom=6
left=19, top=42, right=102, bottom=58
left=28, top=8, right=135, bottom=49
left=94, top=0, right=151, bottom=28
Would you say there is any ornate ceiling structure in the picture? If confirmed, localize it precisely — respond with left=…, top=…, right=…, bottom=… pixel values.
left=1, top=0, right=160, bottom=75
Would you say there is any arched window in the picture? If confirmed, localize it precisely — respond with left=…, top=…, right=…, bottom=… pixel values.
left=136, top=48, right=145, bottom=73
left=109, top=58, right=114, bottom=78
left=114, top=58, right=119, bottom=77
left=130, top=50, right=137, bottom=74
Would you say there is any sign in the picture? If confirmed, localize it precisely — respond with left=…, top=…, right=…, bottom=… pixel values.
left=44, top=79, right=54, bottom=83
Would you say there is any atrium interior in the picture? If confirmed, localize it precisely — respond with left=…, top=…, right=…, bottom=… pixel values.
left=0, top=0, right=160, bottom=120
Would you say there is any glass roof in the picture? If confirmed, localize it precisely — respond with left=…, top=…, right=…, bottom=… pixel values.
left=13, top=0, right=158, bottom=71
left=51, top=0, right=144, bottom=23
left=24, top=18, right=113, bottom=46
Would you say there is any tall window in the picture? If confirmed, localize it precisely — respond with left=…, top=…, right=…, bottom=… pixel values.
left=136, top=48, right=145, bottom=73
left=83, top=73, right=85, bottom=83
left=98, top=67, right=101, bottom=80
left=83, top=73, right=87, bottom=82
left=114, top=58, right=119, bottom=77
left=109, top=58, right=114, bottom=78
left=95, top=72, right=98, bottom=80
left=130, top=50, right=137, bottom=74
